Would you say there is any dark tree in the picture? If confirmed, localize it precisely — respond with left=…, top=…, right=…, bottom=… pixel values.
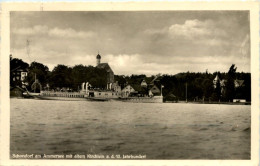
left=86, top=67, right=107, bottom=89
left=49, top=64, right=72, bottom=89
left=27, top=61, right=49, bottom=90
left=211, top=77, right=221, bottom=101
left=114, top=75, right=127, bottom=89
left=10, top=57, right=29, bottom=71
left=71, top=64, right=88, bottom=90
left=224, top=64, right=237, bottom=101
left=202, top=78, right=214, bottom=101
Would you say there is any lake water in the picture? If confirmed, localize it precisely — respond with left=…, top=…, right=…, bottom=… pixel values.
left=10, top=98, right=251, bottom=159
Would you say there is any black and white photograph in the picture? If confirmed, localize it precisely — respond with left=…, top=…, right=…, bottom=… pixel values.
left=1, top=2, right=259, bottom=165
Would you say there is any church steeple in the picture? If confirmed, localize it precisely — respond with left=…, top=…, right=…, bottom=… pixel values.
left=96, top=52, right=101, bottom=66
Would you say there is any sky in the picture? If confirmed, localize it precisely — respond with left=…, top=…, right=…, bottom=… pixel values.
left=10, top=11, right=250, bottom=76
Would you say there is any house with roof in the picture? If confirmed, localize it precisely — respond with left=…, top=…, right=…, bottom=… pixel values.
left=213, top=74, right=221, bottom=88
left=121, top=84, right=135, bottom=97
left=219, top=79, right=227, bottom=94
left=149, top=85, right=161, bottom=96
left=213, top=74, right=245, bottom=97
left=11, top=67, right=28, bottom=84
left=112, top=81, right=122, bottom=95
left=147, top=74, right=162, bottom=96
left=141, top=79, right=147, bottom=88
left=234, top=79, right=244, bottom=88
left=121, top=78, right=162, bottom=97
left=149, top=74, right=162, bottom=86
left=132, top=83, right=148, bottom=96
left=213, top=75, right=245, bottom=89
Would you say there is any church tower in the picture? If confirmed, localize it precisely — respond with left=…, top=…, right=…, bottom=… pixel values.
left=96, top=53, right=101, bottom=66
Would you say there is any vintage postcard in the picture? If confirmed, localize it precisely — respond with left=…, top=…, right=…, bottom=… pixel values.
left=0, top=2, right=259, bottom=166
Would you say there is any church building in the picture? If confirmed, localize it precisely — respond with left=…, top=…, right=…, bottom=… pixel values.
left=96, top=53, right=114, bottom=89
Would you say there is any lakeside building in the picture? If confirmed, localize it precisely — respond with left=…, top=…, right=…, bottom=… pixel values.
left=149, top=74, right=162, bottom=85
left=141, top=79, right=148, bottom=87
left=148, top=74, right=162, bottom=96
left=121, top=84, right=135, bottom=97
left=11, top=67, right=28, bottom=85
left=149, top=85, right=161, bottom=96
left=113, top=81, right=122, bottom=94
left=96, top=53, right=114, bottom=89
left=234, top=79, right=244, bottom=88
left=213, top=74, right=246, bottom=102
left=10, top=55, right=29, bottom=87
left=213, top=74, right=245, bottom=91
left=121, top=80, right=162, bottom=98
left=10, top=58, right=29, bottom=97
left=213, top=74, right=221, bottom=89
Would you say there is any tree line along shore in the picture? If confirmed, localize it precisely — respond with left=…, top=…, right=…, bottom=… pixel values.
left=10, top=56, right=251, bottom=103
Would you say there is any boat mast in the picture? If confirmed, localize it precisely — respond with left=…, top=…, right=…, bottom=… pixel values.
left=26, top=39, right=32, bottom=63
left=28, top=39, right=39, bottom=93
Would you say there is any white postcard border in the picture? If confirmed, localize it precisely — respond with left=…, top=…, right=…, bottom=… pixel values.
left=1, top=2, right=259, bottom=166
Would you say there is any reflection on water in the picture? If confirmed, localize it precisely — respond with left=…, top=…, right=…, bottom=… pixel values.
left=10, top=99, right=250, bottom=159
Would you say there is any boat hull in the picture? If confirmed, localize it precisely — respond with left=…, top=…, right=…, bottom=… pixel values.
left=85, top=97, right=109, bottom=102
left=34, top=95, right=87, bottom=101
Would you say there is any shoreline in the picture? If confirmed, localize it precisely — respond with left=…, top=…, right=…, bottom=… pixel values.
left=10, top=97, right=251, bottom=105
left=167, top=101, right=251, bottom=105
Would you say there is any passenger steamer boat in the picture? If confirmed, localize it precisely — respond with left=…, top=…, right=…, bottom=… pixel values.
left=24, top=89, right=163, bottom=103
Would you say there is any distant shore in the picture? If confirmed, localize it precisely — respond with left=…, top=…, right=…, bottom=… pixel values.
left=166, top=100, right=251, bottom=105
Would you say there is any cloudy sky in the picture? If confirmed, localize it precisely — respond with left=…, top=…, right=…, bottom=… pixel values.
left=10, top=11, right=250, bottom=75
